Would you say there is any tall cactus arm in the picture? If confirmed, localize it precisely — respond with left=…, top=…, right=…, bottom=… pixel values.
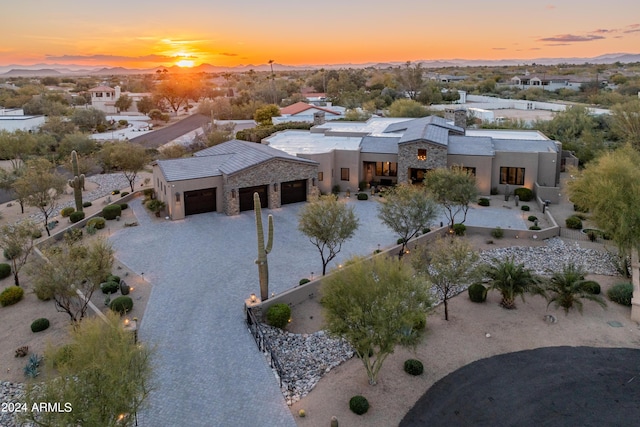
left=265, top=215, right=274, bottom=254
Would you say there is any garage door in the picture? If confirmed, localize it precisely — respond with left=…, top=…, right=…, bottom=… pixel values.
left=184, top=188, right=216, bottom=216
left=281, top=179, right=307, bottom=205
left=239, top=185, right=268, bottom=212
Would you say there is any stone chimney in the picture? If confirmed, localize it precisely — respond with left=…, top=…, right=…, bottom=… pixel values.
left=313, top=111, right=326, bottom=126
left=445, top=108, right=467, bottom=130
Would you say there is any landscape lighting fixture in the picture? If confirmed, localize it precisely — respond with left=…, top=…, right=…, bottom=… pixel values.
left=250, top=293, right=257, bottom=303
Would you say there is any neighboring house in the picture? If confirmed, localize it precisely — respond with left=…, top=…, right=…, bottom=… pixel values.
left=273, top=102, right=345, bottom=125
left=89, top=85, right=152, bottom=114
left=265, top=113, right=567, bottom=203
left=509, top=75, right=584, bottom=92
left=0, top=107, right=44, bottom=132
left=152, top=139, right=319, bottom=219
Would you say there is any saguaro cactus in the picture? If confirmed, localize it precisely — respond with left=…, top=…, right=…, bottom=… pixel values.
left=68, top=150, right=85, bottom=212
left=254, top=192, right=273, bottom=301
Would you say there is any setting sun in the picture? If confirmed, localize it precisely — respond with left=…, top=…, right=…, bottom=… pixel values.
left=175, top=59, right=195, bottom=68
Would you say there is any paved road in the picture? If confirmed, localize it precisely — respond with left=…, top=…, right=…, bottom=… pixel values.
left=130, top=114, right=211, bottom=149
left=400, top=346, right=640, bottom=427
left=109, top=197, right=398, bottom=426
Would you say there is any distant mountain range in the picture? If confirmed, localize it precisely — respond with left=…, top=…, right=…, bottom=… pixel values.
left=1, top=53, right=639, bottom=77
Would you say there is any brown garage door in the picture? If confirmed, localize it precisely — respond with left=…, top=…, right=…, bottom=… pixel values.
left=184, top=188, right=217, bottom=216
left=239, top=185, right=268, bottom=212
left=281, top=179, right=307, bottom=205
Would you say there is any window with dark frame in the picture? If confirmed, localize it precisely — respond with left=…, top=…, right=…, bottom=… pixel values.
left=375, top=162, right=397, bottom=177
left=340, top=168, right=349, bottom=181
left=417, top=149, right=427, bottom=160
left=499, top=167, right=525, bottom=185
left=462, top=167, right=476, bottom=176
left=318, top=171, right=323, bottom=182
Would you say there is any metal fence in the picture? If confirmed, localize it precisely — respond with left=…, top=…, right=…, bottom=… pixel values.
left=559, top=227, right=590, bottom=241
left=245, top=307, right=292, bottom=398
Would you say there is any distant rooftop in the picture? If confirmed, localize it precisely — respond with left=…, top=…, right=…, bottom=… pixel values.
left=466, top=129, right=550, bottom=141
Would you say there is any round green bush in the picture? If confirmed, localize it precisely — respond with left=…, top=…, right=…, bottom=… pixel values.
left=3, top=246, right=20, bottom=260
left=31, top=229, right=42, bottom=239
left=0, top=263, right=11, bottom=280
left=82, top=201, right=92, bottom=208
left=607, top=282, right=633, bottom=306
left=110, top=296, right=133, bottom=314
left=87, top=217, right=106, bottom=229
left=349, top=395, right=370, bottom=415
left=299, top=278, right=310, bottom=286
left=397, top=237, right=407, bottom=245
left=100, top=281, right=120, bottom=294
left=357, top=193, right=368, bottom=200
left=527, top=215, right=538, bottom=222
left=30, top=318, right=50, bottom=333
left=34, top=283, right=53, bottom=301
left=107, top=274, right=121, bottom=284
left=529, top=225, right=541, bottom=230
left=0, top=286, right=24, bottom=307
left=69, top=211, right=85, bottom=223
left=404, top=359, right=424, bottom=376
left=565, top=216, right=583, bottom=230
left=478, top=198, right=490, bottom=206
left=521, top=205, right=530, bottom=211
left=582, top=280, right=601, bottom=295
left=452, top=223, right=466, bottom=236
left=491, top=227, right=504, bottom=239
left=60, top=206, right=75, bottom=217
left=111, top=189, right=120, bottom=195
left=468, top=283, right=488, bottom=302
left=513, top=187, right=533, bottom=202
left=102, top=204, right=122, bottom=220
left=119, top=203, right=128, bottom=210
left=266, top=303, right=291, bottom=329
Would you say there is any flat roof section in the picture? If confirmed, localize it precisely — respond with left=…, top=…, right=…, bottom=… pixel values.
left=313, top=117, right=411, bottom=136
left=265, top=130, right=363, bottom=155
left=466, top=129, right=549, bottom=140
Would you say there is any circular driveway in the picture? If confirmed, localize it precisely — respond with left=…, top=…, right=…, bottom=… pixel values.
left=400, top=346, right=640, bottom=427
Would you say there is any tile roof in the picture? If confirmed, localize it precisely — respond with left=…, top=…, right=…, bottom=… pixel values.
left=280, top=102, right=340, bottom=116
left=155, top=155, right=232, bottom=181
left=360, top=136, right=400, bottom=154
left=448, top=136, right=495, bottom=156
left=89, top=85, right=115, bottom=92
left=193, top=139, right=316, bottom=175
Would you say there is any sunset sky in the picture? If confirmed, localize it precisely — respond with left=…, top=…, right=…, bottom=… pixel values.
left=1, top=0, right=639, bottom=69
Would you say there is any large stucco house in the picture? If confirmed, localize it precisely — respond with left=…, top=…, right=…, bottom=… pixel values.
left=89, top=85, right=151, bottom=114
left=153, top=113, right=572, bottom=219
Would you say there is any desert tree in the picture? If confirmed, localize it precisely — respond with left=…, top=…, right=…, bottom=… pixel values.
left=611, top=100, right=640, bottom=148
left=567, top=144, right=640, bottom=320
left=423, top=165, right=478, bottom=229
left=545, top=263, right=607, bottom=314
left=100, top=141, right=149, bottom=192
left=31, top=235, right=113, bottom=323
left=298, top=195, right=359, bottom=275
left=482, top=257, right=544, bottom=309
left=253, top=104, right=281, bottom=126
left=21, top=311, right=153, bottom=427
left=377, top=183, right=439, bottom=257
left=0, top=220, right=39, bottom=286
left=412, top=236, right=479, bottom=320
left=12, top=158, right=66, bottom=236
left=322, top=255, right=431, bottom=385
left=387, top=99, right=430, bottom=118
left=115, top=93, right=133, bottom=113
left=0, top=129, right=36, bottom=172
left=136, top=96, right=154, bottom=115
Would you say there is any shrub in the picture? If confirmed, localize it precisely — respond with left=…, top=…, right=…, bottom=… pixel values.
left=607, top=282, right=633, bottom=306
left=582, top=280, right=601, bottom=295
left=423, top=227, right=431, bottom=234
left=565, top=216, right=583, bottom=230
left=513, top=187, right=533, bottom=201
left=120, top=192, right=130, bottom=197
left=96, top=124, right=107, bottom=133
left=106, top=274, right=121, bottom=284
left=110, top=296, right=133, bottom=314
left=331, top=185, right=341, bottom=195
left=349, top=395, right=370, bottom=415
left=478, top=198, right=490, bottom=206
left=118, top=119, right=128, bottom=126
left=356, top=193, right=368, bottom=200
left=60, top=207, right=75, bottom=217
left=102, top=204, right=122, bottom=220
left=82, top=201, right=92, bottom=208
left=452, top=223, right=466, bottom=236
left=491, top=227, right=504, bottom=239
left=490, top=187, right=498, bottom=195
left=34, top=282, right=53, bottom=301
left=468, top=283, right=488, bottom=302
left=527, top=215, right=538, bottom=222
left=266, top=303, right=291, bottom=329
left=119, top=203, right=128, bottom=210
left=574, top=213, right=588, bottom=221
left=299, top=278, right=310, bottom=286
left=587, top=230, right=598, bottom=242
left=0, top=263, right=11, bottom=280
left=69, top=211, right=85, bottom=223
left=521, top=205, right=530, bottom=211
left=529, top=226, right=541, bottom=230
left=31, top=229, right=42, bottom=239
left=0, top=286, right=24, bottom=307
left=87, top=217, right=106, bottom=229
left=143, top=188, right=154, bottom=200
left=100, top=281, right=119, bottom=294
left=397, top=237, right=406, bottom=245
left=111, top=189, right=120, bottom=195
left=64, top=228, right=83, bottom=242
left=403, top=359, right=424, bottom=376
left=30, top=318, right=50, bottom=333
left=574, top=203, right=589, bottom=213
left=4, top=246, right=20, bottom=260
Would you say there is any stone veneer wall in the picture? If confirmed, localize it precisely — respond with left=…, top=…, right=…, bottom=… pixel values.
left=397, top=142, right=448, bottom=183
left=222, top=159, right=318, bottom=215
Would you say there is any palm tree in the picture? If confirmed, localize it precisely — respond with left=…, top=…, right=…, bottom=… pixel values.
left=483, top=257, right=543, bottom=309
left=545, top=263, right=607, bottom=314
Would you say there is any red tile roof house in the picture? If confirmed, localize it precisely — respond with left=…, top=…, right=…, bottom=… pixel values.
left=273, top=102, right=345, bottom=125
